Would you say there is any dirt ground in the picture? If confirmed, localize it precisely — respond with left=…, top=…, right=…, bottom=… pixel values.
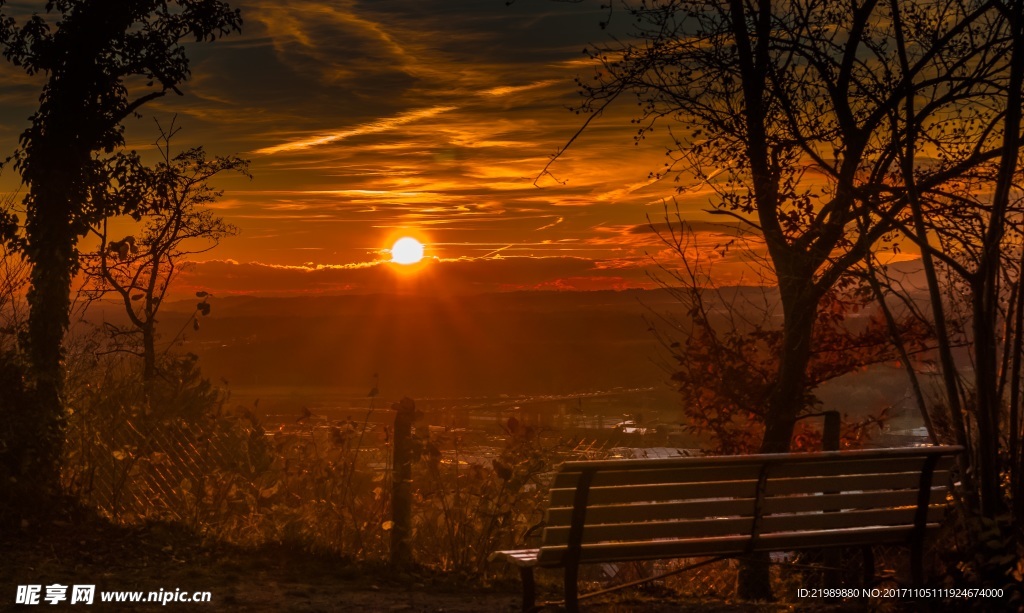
left=1, top=518, right=870, bottom=612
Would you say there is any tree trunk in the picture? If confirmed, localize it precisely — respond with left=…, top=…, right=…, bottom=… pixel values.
left=738, top=271, right=820, bottom=600
left=142, top=324, right=156, bottom=383
left=760, top=277, right=820, bottom=453
left=21, top=168, right=78, bottom=515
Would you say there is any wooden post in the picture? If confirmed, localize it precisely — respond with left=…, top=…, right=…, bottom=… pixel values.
left=822, top=410, right=841, bottom=595
left=823, top=411, right=840, bottom=452
left=391, top=396, right=416, bottom=568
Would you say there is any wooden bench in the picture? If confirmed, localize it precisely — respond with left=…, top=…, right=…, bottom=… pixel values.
left=490, top=445, right=962, bottom=611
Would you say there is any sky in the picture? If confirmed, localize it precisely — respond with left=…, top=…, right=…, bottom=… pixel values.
left=0, top=0, right=769, bottom=296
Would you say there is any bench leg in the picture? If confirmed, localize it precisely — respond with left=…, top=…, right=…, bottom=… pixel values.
left=519, top=567, right=536, bottom=612
left=911, top=542, right=923, bottom=588
left=862, top=546, right=875, bottom=587
left=564, top=564, right=580, bottom=613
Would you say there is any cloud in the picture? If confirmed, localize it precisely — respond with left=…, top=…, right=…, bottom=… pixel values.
left=176, top=255, right=662, bottom=297
left=481, top=80, right=561, bottom=97
left=255, top=105, right=459, bottom=155
left=535, top=216, right=564, bottom=231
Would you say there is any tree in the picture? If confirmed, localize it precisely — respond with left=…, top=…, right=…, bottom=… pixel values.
left=552, top=0, right=1019, bottom=598
left=0, top=0, right=241, bottom=514
left=649, top=211, right=916, bottom=455
left=559, top=0, right=1010, bottom=456
left=869, top=0, right=1024, bottom=591
left=82, top=121, right=246, bottom=382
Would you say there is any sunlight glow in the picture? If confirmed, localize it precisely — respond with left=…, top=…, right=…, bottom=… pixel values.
left=391, top=237, right=425, bottom=265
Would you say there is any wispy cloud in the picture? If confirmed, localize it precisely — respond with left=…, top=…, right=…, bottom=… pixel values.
left=482, top=80, right=560, bottom=97
left=255, top=105, right=458, bottom=155
left=535, top=216, right=564, bottom=231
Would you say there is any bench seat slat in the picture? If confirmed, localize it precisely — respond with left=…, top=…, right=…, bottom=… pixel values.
left=547, top=497, right=756, bottom=525
left=764, top=471, right=949, bottom=497
left=535, top=523, right=940, bottom=566
left=552, top=455, right=956, bottom=489
left=548, top=471, right=949, bottom=507
left=544, top=486, right=948, bottom=527
left=763, top=486, right=948, bottom=514
left=557, top=446, right=961, bottom=472
left=489, top=548, right=539, bottom=567
left=552, top=464, right=765, bottom=489
left=544, top=515, right=755, bottom=544
left=549, top=480, right=758, bottom=506
left=542, top=505, right=946, bottom=545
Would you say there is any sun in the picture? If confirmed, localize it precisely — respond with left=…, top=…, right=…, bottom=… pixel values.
left=390, top=237, right=425, bottom=265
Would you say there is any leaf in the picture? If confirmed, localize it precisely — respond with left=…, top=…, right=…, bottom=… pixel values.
left=382, top=520, right=394, bottom=531
left=112, top=449, right=128, bottom=461
left=196, top=291, right=208, bottom=298
left=259, top=482, right=280, bottom=499
left=131, top=294, right=144, bottom=301
left=193, top=317, right=200, bottom=331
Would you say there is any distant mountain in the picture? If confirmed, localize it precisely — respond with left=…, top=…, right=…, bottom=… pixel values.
left=77, top=290, right=702, bottom=398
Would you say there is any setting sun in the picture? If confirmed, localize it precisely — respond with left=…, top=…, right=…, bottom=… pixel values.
left=390, top=237, right=425, bottom=265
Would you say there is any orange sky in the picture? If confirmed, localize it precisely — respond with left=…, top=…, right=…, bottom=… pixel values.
left=0, top=1, right=793, bottom=295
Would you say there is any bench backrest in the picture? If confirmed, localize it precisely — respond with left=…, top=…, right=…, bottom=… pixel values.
left=537, top=446, right=962, bottom=566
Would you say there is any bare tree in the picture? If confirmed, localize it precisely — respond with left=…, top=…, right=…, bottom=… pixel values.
left=82, top=121, right=246, bottom=382
left=548, top=0, right=1019, bottom=597
left=648, top=206, right=919, bottom=455
left=555, top=0, right=1011, bottom=456
left=859, top=4, right=1024, bottom=591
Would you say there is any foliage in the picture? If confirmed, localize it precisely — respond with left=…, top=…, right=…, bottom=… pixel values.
left=0, top=198, right=31, bottom=523
left=931, top=506, right=1024, bottom=610
left=63, top=353, right=258, bottom=522
left=0, top=348, right=35, bottom=525
left=556, top=0, right=1017, bottom=463
left=63, top=363, right=561, bottom=578
left=81, top=120, right=246, bottom=380
left=0, top=0, right=242, bottom=512
left=652, top=216, right=905, bottom=454
left=414, top=417, right=553, bottom=574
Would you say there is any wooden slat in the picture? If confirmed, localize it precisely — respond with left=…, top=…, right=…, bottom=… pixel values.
left=536, top=524, right=935, bottom=566
left=763, top=471, right=950, bottom=496
left=765, top=457, right=928, bottom=479
left=553, top=455, right=957, bottom=489
left=552, top=464, right=765, bottom=489
left=542, top=505, right=945, bottom=546
left=759, top=505, right=945, bottom=534
left=546, top=497, right=757, bottom=526
left=543, top=515, right=756, bottom=545
left=762, top=486, right=948, bottom=515
left=544, top=487, right=948, bottom=527
left=556, top=446, right=962, bottom=473
left=489, top=548, right=539, bottom=567
left=548, top=471, right=949, bottom=507
left=548, top=479, right=758, bottom=507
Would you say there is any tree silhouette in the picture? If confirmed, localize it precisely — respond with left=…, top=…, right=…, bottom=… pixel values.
left=869, top=1, right=1024, bottom=588
left=555, top=0, right=1014, bottom=449
left=649, top=212, right=919, bottom=455
left=82, top=121, right=246, bottom=382
left=551, top=0, right=1022, bottom=597
left=0, top=0, right=241, bottom=514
